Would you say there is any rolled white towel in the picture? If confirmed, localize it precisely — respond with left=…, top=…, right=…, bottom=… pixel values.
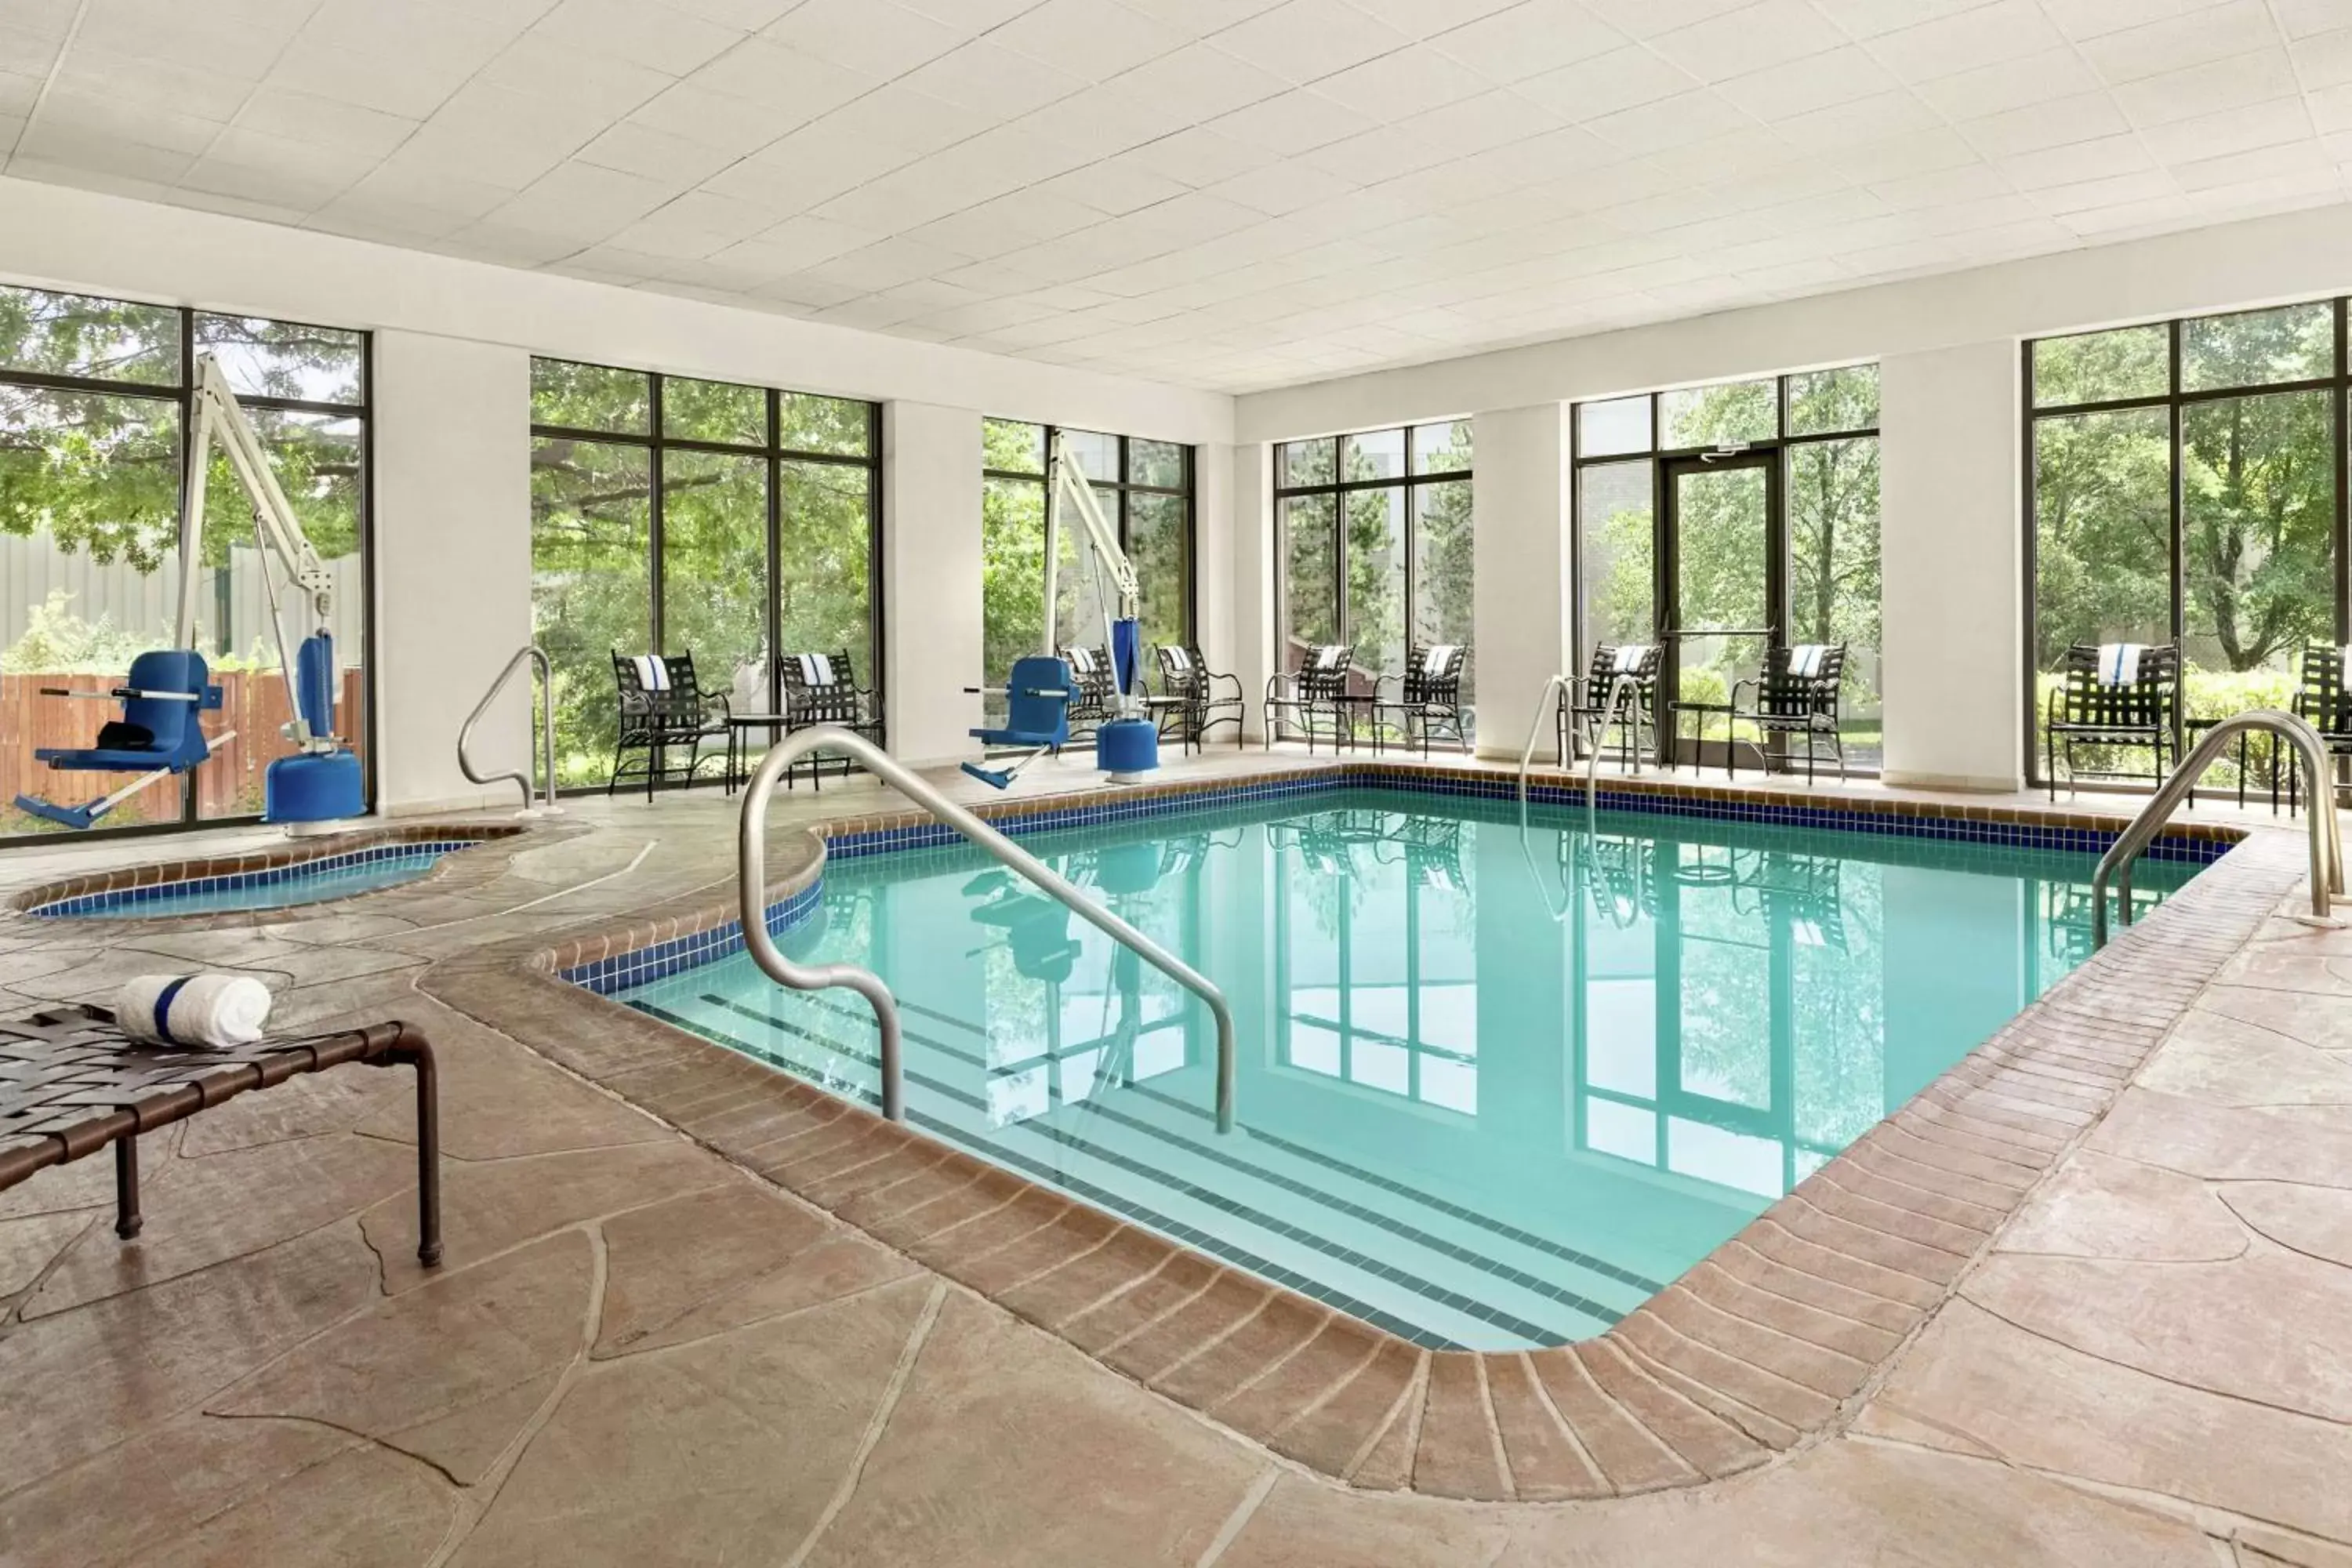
left=114, top=973, right=274, bottom=1050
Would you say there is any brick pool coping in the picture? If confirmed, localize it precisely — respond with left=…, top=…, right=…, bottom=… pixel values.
left=5, top=822, right=529, bottom=927
left=420, top=762, right=2303, bottom=1502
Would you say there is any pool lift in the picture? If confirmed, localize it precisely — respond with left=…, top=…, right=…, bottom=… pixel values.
left=963, top=432, right=1159, bottom=791
left=13, top=354, right=365, bottom=833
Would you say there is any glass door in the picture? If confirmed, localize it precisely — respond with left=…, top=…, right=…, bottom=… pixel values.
left=1663, top=452, right=1780, bottom=770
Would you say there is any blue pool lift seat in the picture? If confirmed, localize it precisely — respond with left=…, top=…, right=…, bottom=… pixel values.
left=36, top=650, right=223, bottom=771
left=963, top=655, right=1077, bottom=789
left=15, top=650, right=227, bottom=829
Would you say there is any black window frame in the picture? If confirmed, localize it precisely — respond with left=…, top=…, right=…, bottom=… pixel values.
left=2022, top=300, right=2352, bottom=789
left=1568, top=368, right=1881, bottom=773
left=981, top=421, right=1198, bottom=651
left=1269, top=421, right=1472, bottom=676
left=529, top=358, right=885, bottom=786
left=0, top=286, right=376, bottom=842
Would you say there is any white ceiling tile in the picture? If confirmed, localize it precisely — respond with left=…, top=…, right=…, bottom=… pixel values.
left=0, top=0, right=82, bottom=42
left=1647, top=0, right=1846, bottom=85
left=1809, top=0, right=1998, bottom=39
left=577, top=122, right=741, bottom=185
left=2028, top=166, right=2178, bottom=213
left=1311, top=45, right=1493, bottom=118
left=51, top=46, right=256, bottom=124
left=1578, top=0, right=1754, bottom=39
left=2291, top=27, right=2352, bottom=89
left=1716, top=45, right=1899, bottom=121
left=897, top=42, right=1089, bottom=119
left=1770, top=85, right=1941, bottom=151
left=662, top=0, right=802, bottom=25
left=1996, top=131, right=2152, bottom=188
left=1583, top=88, right=1756, bottom=154
left=0, top=22, right=63, bottom=80
left=2169, top=135, right=2332, bottom=191
left=529, top=0, right=747, bottom=76
left=2076, top=0, right=2281, bottom=82
left=499, top=160, right=684, bottom=230
left=1208, top=0, right=1414, bottom=84
left=437, top=219, right=593, bottom=266
left=15, top=120, right=195, bottom=184
left=1825, top=125, right=1983, bottom=180
left=180, top=130, right=376, bottom=211
left=478, top=35, right=677, bottom=118
left=232, top=89, right=419, bottom=160
left=1120, top=126, right=1279, bottom=187
left=1511, top=47, right=1702, bottom=120
left=74, top=0, right=289, bottom=78
left=1341, top=0, right=1522, bottom=36
left=685, top=38, right=877, bottom=118
left=1867, top=0, right=2067, bottom=83
left=759, top=0, right=968, bottom=78
left=989, top=0, right=1192, bottom=82
left=1207, top=87, right=1380, bottom=153
left=0, top=72, right=40, bottom=120
left=2138, top=95, right=2313, bottom=162
left=31, top=85, right=224, bottom=154
left=1113, top=42, right=1290, bottom=120
left=626, top=87, right=800, bottom=158
left=328, top=162, right=515, bottom=225
left=2115, top=46, right=2299, bottom=127
left=2317, top=80, right=2352, bottom=133
left=1866, top=161, right=2013, bottom=209
left=900, top=189, right=1104, bottom=256
left=265, top=39, right=474, bottom=119
left=1960, top=89, right=2132, bottom=157
left=299, top=0, right=528, bottom=71
left=1911, top=46, right=2102, bottom=122
left=2042, top=0, right=2224, bottom=38
left=1032, top=157, right=1193, bottom=215
left=1199, top=158, right=1366, bottom=213
left=1430, top=0, right=1628, bottom=84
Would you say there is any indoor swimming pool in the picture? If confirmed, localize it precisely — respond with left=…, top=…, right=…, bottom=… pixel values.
left=614, top=789, right=2201, bottom=1352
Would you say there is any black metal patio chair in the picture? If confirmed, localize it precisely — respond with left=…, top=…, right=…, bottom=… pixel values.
left=1375, top=643, right=1469, bottom=757
left=1559, top=642, right=1661, bottom=771
left=1150, top=645, right=1246, bottom=754
left=1265, top=644, right=1356, bottom=752
left=1059, top=645, right=1116, bottom=745
left=610, top=651, right=728, bottom=798
left=1730, top=642, right=1849, bottom=784
left=776, top=649, right=884, bottom=790
left=2044, top=642, right=2179, bottom=800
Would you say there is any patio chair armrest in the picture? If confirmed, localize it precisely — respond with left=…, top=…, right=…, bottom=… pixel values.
left=1208, top=669, right=1243, bottom=699
left=1727, top=677, right=1758, bottom=714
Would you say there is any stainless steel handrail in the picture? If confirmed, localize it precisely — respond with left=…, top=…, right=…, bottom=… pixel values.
left=1516, top=673, right=1575, bottom=813
left=2091, top=708, right=2344, bottom=949
left=459, top=644, right=559, bottom=815
left=1584, top=673, right=1642, bottom=815
left=739, top=725, right=1237, bottom=1131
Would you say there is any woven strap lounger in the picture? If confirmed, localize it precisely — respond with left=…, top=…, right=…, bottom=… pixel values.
left=0, top=1005, right=441, bottom=1265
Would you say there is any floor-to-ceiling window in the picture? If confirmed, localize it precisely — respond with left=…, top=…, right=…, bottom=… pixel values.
left=1573, top=368, right=1881, bottom=771
left=0, top=285, right=372, bottom=837
left=979, top=419, right=1193, bottom=688
left=2027, top=303, right=2343, bottom=789
left=1272, top=422, right=1475, bottom=719
left=530, top=360, right=880, bottom=786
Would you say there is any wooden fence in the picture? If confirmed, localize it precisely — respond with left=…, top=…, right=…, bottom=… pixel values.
left=0, top=669, right=366, bottom=831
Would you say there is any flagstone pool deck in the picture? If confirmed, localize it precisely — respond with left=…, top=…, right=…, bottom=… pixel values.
left=2, top=746, right=2349, bottom=1567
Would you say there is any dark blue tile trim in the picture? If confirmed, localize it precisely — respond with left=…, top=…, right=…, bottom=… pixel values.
left=31, top=838, right=488, bottom=918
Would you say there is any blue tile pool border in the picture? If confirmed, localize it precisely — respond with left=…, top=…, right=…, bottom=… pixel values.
left=27, top=838, right=488, bottom=918
left=559, top=765, right=2240, bottom=995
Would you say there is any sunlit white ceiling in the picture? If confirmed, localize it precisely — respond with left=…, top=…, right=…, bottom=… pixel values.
left=2, top=0, right=2348, bottom=393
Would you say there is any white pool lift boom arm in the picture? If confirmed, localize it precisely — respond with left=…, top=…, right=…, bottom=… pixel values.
left=1040, top=432, right=1143, bottom=714
left=174, top=352, right=339, bottom=754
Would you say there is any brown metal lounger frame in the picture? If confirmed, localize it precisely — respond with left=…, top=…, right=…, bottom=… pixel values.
left=0, top=1006, right=441, bottom=1265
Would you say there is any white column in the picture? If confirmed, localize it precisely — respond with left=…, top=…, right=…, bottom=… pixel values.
left=371, top=331, right=531, bottom=815
left=1471, top=404, right=1571, bottom=760
left=1230, top=442, right=1275, bottom=742
left=882, top=401, right=983, bottom=767
left=1192, top=440, right=1235, bottom=677
left=1881, top=342, right=2023, bottom=791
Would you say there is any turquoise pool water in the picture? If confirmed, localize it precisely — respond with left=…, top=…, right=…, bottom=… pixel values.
left=619, top=790, right=2193, bottom=1351
left=36, top=840, right=478, bottom=919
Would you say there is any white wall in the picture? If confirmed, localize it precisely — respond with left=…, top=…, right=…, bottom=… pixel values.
left=1228, top=445, right=1275, bottom=742
left=0, top=177, right=1232, bottom=811
left=883, top=402, right=984, bottom=768
left=1880, top=343, right=2022, bottom=793
left=372, top=332, right=532, bottom=814
left=1470, top=405, right=1570, bottom=761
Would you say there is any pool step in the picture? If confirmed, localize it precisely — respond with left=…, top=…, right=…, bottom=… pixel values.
left=635, top=985, right=1652, bottom=1349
